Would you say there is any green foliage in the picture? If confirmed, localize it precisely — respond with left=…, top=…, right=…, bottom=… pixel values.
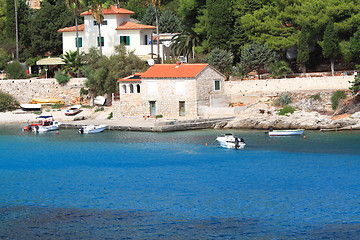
left=80, top=87, right=88, bottom=96
left=274, top=93, right=292, bottom=107
left=205, top=48, right=233, bottom=74
left=310, top=94, right=322, bottom=101
left=95, top=106, right=104, bottom=112
left=240, top=43, right=276, bottom=79
left=339, top=40, right=352, bottom=63
left=159, top=9, right=182, bottom=33
left=55, top=71, right=70, bottom=85
left=171, top=30, right=199, bottom=59
left=0, top=91, right=19, bottom=112
left=31, top=0, right=74, bottom=56
left=278, top=105, right=295, bottom=116
left=156, top=114, right=163, bottom=119
left=349, top=74, right=360, bottom=95
left=206, top=0, right=233, bottom=51
left=83, top=45, right=147, bottom=96
left=320, top=21, right=339, bottom=60
left=52, top=102, right=64, bottom=109
left=6, top=61, right=26, bottom=79
left=107, top=111, right=113, bottom=119
left=269, top=60, right=292, bottom=79
left=0, top=47, right=9, bottom=70
left=350, top=29, right=360, bottom=62
left=61, top=50, right=84, bottom=76
left=297, top=28, right=309, bottom=74
left=331, top=90, right=346, bottom=110
left=141, top=5, right=157, bottom=26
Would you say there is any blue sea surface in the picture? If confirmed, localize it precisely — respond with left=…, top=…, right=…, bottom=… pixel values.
left=0, top=124, right=360, bottom=239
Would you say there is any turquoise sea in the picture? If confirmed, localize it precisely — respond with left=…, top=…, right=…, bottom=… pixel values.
left=0, top=124, right=360, bottom=239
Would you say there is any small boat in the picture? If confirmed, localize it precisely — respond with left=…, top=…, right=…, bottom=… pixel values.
left=31, top=98, right=64, bottom=105
left=267, top=129, right=305, bottom=136
left=20, top=104, right=41, bottom=111
left=94, top=96, right=106, bottom=105
left=216, top=133, right=246, bottom=149
left=79, top=125, right=107, bottom=134
left=64, top=105, right=81, bottom=115
left=32, top=116, right=62, bottom=132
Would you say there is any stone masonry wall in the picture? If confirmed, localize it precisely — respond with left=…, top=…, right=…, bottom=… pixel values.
left=0, top=78, right=87, bottom=105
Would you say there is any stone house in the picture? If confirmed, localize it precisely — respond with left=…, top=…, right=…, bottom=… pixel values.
left=57, top=5, right=161, bottom=59
left=117, top=62, right=227, bottom=118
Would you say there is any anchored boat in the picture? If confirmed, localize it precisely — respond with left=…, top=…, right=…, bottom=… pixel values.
left=216, top=133, right=246, bottom=149
left=267, top=129, right=305, bottom=136
left=79, top=125, right=107, bottom=134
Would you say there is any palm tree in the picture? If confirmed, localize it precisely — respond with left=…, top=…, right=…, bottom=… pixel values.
left=152, top=0, right=160, bottom=63
left=171, top=30, right=199, bottom=60
left=90, top=3, right=105, bottom=56
left=65, top=0, right=83, bottom=56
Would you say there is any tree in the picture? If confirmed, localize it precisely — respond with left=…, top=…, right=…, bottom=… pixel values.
left=152, top=0, right=160, bottom=63
left=82, top=45, right=147, bottom=98
left=89, top=3, right=105, bottom=55
left=205, top=48, right=233, bottom=74
left=206, top=0, right=233, bottom=51
left=141, top=5, right=157, bottom=26
left=171, top=30, right=199, bottom=59
left=269, top=60, right=292, bottom=79
left=61, top=50, right=84, bottom=77
left=65, top=0, right=83, bottom=56
left=297, top=28, right=309, bottom=76
left=0, top=48, right=10, bottom=70
left=6, top=61, right=26, bottom=79
left=0, top=91, right=19, bottom=112
left=159, top=9, right=181, bottom=33
left=31, top=0, right=74, bottom=56
left=349, top=74, right=360, bottom=95
left=350, top=30, right=360, bottom=63
left=320, top=21, right=340, bottom=76
left=240, top=42, right=276, bottom=80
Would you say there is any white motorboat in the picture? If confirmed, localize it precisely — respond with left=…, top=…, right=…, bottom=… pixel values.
left=268, top=129, right=305, bottom=136
left=216, top=133, right=246, bottom=149
left=79, top=125, right=107, bottom=134
left=20, top=104, right=41, bottom=111
left=64, top=105, right=81, bottom=115
left=32, top=116, right=62, bottom=132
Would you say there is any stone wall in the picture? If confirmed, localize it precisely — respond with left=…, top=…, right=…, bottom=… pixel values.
left=225, top=75, right=354, bottom=103
left=0, top=78, right=87, bottom=105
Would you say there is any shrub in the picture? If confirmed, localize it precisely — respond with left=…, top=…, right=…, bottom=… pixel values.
left=107, top=112, right=113, bottom=119
left=310, top=94, right=322, bottom=101
left=6, top=61, right=27, bottom=79
left=278, top=105, right=295, bottom=115
left=0, top=91, right=19, bottom=112
left=269, top=60, right=292, bottom=79
left=156, top=114, right=163, bottom=119
left=331, top=90, right=346, bottom=110
left=52, top=102, right=64, bottom=109
left=95, top=107, right=104, bottom=112
left=55, top=71, right=70, bottom=85
left=349, top=73, right=360, bottom=95
left=274, top=93, right=292, bottom=106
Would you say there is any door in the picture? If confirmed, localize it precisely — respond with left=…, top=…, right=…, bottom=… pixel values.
left=149, top=101, right=156, bottom=116
left=179, top=101, right=185, bottom=116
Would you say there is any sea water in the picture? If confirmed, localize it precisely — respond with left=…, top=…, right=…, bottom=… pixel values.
left=0, top=124, right=360, bottom=239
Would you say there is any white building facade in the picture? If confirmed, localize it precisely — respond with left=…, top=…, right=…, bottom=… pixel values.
left=58, top=5, right=161, bottom=59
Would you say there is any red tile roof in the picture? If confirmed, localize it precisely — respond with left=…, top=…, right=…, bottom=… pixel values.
left=80, top=5, right=134, bottom=16
left=118, top=73, right=143, bottom=82
left=116, top=21, right=156, bottom=30
left=140, top=64, right=209, bottom=78
left=57, top=24, right=84, bottom=33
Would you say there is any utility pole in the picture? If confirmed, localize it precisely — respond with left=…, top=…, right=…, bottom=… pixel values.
left=14, top=0, right=19, bottom=61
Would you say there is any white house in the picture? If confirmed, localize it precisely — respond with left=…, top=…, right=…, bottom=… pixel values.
left=58, top=5, right=162, bottom=59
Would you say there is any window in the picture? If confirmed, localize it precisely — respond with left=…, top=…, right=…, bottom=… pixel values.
left=75, top=37, right=82, bottom=48
left=144, top=34, right=148, bottom=45
left=120, top=36, right=130, bottom=45
left=93, top=20, right=107, bottom=26
left=122, top=84, right=127, bottom=94
left=97, top=37, right=104, bottom=47
left=136, top=84, right=141, bottom=93
left=214, top=80, right=221, bottom=91
left=130, top=84, right=134, bottom=93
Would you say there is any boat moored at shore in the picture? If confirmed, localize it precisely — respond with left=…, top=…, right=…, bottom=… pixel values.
left=216, top=133, right=246, bottom=149
left=79, top=125, right=107, bottom=134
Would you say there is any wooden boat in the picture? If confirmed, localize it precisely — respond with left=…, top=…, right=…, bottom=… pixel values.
left=31, top=98, right=64, bottom=105
left=20, top=104, right=41, bottom=111
left=268, top=129, right=305, bottom=136
left=64, top=105, right=81, bottom=115
left=79, top=125, right=107, bottom=134
left=216, top=133, right=246, bottom=149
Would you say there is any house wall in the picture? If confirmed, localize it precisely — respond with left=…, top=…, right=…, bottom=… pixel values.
left=118, top=79, right=198, bottom=118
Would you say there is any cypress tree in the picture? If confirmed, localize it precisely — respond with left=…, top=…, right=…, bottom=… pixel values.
left=297, top=28, right=309, bottom=76
left=321, top=22, right=339, bottom=76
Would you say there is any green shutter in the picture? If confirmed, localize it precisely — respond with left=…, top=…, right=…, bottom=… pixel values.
left=215, top=80, right=220, bottom=90
left=76, top=37, right=82, bottom=47
left=97, top=37, right=104, bottom=47
left=125, top=36, right=130, bottom=45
